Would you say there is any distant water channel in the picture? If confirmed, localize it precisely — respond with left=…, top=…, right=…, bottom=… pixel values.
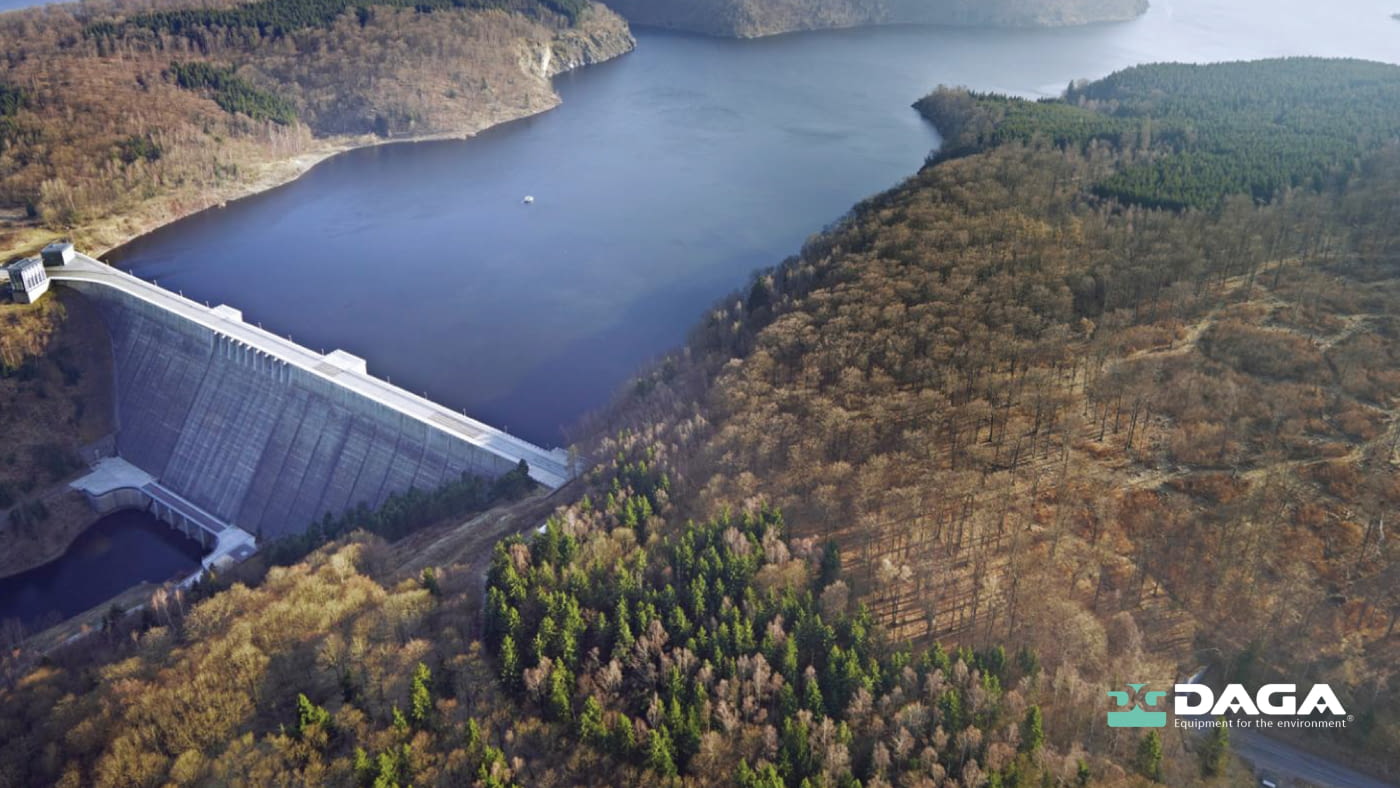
left=0, top=510, right=204, bottom=634
left=107, top=0, right=1400, bottom=448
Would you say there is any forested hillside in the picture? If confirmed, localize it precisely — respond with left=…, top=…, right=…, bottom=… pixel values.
left=598, top=0, right=1146, bottom=39
left=4, top=56, right=1400, bottom=788
left=0, top=0, right=632, bottom=259
left=0, top=451, right=1175, bottom=788
left=0, top=290, right=114, bottom=580
left=918, top=59, right=1400, bottom=209
left=594, top=57, right=1400, bottom=773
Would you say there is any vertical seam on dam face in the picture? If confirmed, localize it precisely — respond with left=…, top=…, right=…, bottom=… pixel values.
left=52, top=256, right=567, bottom=542
left=317, top=417, right=372, bottom=522
left=240, top=390, right=310, bottom=532
left=343, top=421, right=378, bottom=510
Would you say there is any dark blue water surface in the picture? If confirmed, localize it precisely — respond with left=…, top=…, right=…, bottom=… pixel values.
left=0, top=510, right=205, bottom=633
left=106, top=0, right=1400, bottom=447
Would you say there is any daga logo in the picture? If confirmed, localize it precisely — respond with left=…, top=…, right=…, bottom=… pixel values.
left=1107, top=682, right=1348, bottom=729
left=1106, top=683, right=1167, bottom=728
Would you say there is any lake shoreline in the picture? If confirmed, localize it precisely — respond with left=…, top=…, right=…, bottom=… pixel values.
left=97, top=71, right=636, bottom=261
left=75, top=1, right=1400, bottom=447
left=96, top=127, right=522, bottom=260
left=0, top=508, right=206, bottom=634
left=0, top=10, right=637, bottom=264
left=0, top=486, right=102, bottom=582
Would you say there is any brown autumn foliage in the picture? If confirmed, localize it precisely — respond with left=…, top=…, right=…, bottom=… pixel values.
left=0, top=289, right=114, bottom=577
left=587, top=139, right=1400, bottom=768
left=0, top=464, right=1188, bottom=788
left=0, top=0, right=631, bottom=257
left=0, top=538, right=538, bottom=788
left=3, top=56, right=1398, bottom=788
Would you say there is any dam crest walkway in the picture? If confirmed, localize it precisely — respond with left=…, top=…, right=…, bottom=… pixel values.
left=49, top=254, right=572, bottom=489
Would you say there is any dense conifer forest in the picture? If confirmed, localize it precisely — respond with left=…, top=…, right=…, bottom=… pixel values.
left=482, top=458, right=1055, bottom=786
left=917, top=59, right=1400, bottom=209
left=3, top=56, right=1400, bottom=788
left=168, top=61, right=298, bottom=124
left=86, top=0, right=589, bottom=40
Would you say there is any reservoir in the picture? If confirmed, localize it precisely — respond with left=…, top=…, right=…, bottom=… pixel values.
left=107, top=0, right=1399, bottom=448
left=0, top=510, right=205, bottom=635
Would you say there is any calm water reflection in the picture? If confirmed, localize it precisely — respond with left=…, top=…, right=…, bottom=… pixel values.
left=0, top=509, right=204, bottom=634
left=108, top=0, right=1400, bottom=447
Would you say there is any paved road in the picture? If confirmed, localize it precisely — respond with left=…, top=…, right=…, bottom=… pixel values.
left=48, top=254, right=571, bottom=488
left=1178, top=671, right=1396, bottom=788
left=1230, top=727, right=1397, bottom=788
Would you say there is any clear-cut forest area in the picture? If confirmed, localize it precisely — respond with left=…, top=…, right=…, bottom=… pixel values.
left=2, top=54, right=1399, bottom=788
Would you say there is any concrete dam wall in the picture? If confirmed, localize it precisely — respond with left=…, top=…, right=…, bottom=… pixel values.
left=55, top=257, right=569, bottom=541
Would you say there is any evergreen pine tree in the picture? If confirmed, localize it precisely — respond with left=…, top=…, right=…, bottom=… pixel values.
left=1201, top=718, right=1230, bottom=777
left=578, top=696, right=606, bottom=745
left=409, top=662, right=433, bottom=729
left=646, top=727, right=678, bottom=777
left=499, top=635, right=521, bottom=692
left=1135, top=730, right=1164, bottom=782
left=547, top=665, right=573, bottom=721
left=1020, top=705, right=1044, bottom=753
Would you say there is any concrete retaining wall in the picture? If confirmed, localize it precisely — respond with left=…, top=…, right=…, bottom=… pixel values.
left=86, top=486, right=151, bottom=515
left=68, top=284, right=520, bottom=540
left=78, top=434, right=117, bottom=466
left=84, top=486, right=217, bottom=550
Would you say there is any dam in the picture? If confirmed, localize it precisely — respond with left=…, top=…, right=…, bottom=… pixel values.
left=9, top=248, right=570, bottom=559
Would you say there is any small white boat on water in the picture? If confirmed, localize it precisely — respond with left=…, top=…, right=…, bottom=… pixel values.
left=522, top=195, right=535, bottom=205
